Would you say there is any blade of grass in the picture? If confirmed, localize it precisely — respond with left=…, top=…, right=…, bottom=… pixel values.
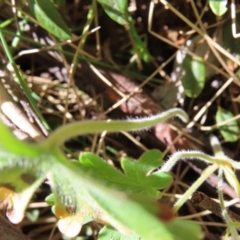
left=0, top=27, right=50, bottom=131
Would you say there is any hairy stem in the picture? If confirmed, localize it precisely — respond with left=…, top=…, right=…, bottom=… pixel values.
left=42, top=108, right=189, bottom=149
left=160, top=151, right=240, bottom=172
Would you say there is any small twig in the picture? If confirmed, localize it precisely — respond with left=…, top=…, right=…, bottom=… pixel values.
left=191, top=191, right=240, bottom=223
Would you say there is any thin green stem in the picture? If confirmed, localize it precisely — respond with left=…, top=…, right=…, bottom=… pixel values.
left=79, top=0, right=96, bottom=48
left=0, top=18, right=14, bottom=28
left=218, top=167, right=239, bottom=239
left=224, top=166, right=240, bottom=196
left=173, top=164, right=219, bottom=212
left=41, top=108, right=188, bottom=149
left=0, top=28, right=50, bottom=131
left=210, top=135, right=224, bottom=157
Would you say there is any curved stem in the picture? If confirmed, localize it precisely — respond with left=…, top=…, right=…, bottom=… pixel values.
left=160, top=151, right=216, bottom=172
left=42, top=108, right=189, bottom=149
left=160, top=151, right=240, bottom=172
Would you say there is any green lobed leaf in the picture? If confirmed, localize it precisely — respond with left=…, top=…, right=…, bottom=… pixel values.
left=136, top=149, right=164, bottom=173
left=51, top=151, right=175, bottom=240
left=121, top=150, right=172, bottom=197
left=79, top=152, right=130, bottom=189
left=97, top=0, right=128, bottom=25
left=209, top=0, right=228, bottom=16
left=216, top=108, right=240, bottom=142
left=27, top=0, right=71, bottom=40
left=181, top=55, right=206, bottom=98
left=79, top=150, right=172, bottom=197
left=0, top=122, right=168, bottom=239
left=0, top=115, right=201, bottom=240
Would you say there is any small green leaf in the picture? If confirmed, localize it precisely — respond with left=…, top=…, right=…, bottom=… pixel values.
left=97, top=0, right=127, bottom=25
left=27, top=0, right=71, bottom=40
left=216, top=108, right=239, bottom=142
left=45, top=193, right=55, bottom=206
left=99, top=226, right=139, bottom=240
left=26, top=209, right=40, bottom=222
left=209, top=0, right=228, bottom=16
left=181, top=55, right=206, bottom=98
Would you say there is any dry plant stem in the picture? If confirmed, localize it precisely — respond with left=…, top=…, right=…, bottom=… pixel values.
left=189, top=0, right=239, bottom=86
left=89, top=64, right=127, bottom=98
left=159, top=0, right=240, bottom=68
left=200, top=114, right=240, bottom=131
left=162, top=77, right=233, bottom=157
left=187, top=77, right=233, bottom=129
left=16, top=28, right=100, bottom=60
left=99, top=53, right=176, bottom=117
left=189, top=0, right=206, bottom=33
left=191, top=191, right=240, bottom=225
left=148, top=2, right=232, bottom=80
left=121, top=131, right=149, bottom=151
left=149, top=1, right=235, bottom=156
left=65, top=1, right=98, bottom=124
left=163, top=0, right=240, bottom=86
